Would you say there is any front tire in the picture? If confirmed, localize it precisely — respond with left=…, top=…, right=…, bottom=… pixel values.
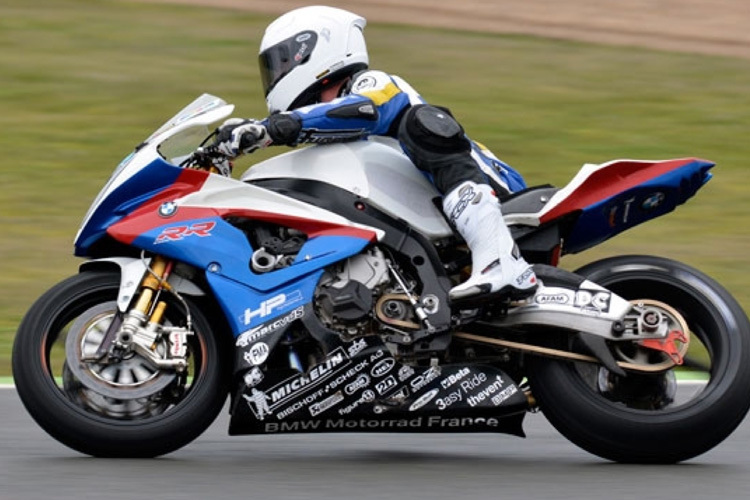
left=12, top=271, right=229, bottom=457
left=528, top=255, right=750, bottom=463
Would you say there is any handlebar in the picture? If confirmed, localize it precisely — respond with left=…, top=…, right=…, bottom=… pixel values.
left=180, top=143, right=233, bottom=176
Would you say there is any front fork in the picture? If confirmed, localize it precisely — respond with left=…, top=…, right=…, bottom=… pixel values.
left=94, top=255, right=192, bottom=371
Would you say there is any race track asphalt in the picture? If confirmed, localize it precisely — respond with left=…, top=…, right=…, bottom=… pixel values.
left=2, top=388, right=750, bottom=500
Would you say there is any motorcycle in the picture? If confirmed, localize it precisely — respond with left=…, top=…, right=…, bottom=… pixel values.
left=12, top=94, right=750, bottom=462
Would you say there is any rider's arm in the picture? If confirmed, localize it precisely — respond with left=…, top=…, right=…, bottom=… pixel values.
left=264, top=70, right=419, bottom=146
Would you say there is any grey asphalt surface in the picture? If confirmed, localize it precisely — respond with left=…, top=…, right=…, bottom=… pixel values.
left=2, top=388, right=750, bottom=500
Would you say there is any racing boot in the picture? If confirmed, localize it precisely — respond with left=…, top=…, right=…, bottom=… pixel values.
left=443, top=181, right=537, bottom=304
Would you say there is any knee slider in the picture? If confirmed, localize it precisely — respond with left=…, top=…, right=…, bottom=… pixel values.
left=399, top=104, right=471, bottom=155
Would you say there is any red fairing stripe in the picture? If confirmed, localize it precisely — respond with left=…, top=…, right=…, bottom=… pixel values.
left=109, top=193, right=378, bottom=245
left=539, top=158, right=704, bottom=224
left=107, top=169, right=210, bottom=243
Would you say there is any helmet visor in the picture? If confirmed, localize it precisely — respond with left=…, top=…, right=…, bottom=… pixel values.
left=259, top=30, right=318, bottom=97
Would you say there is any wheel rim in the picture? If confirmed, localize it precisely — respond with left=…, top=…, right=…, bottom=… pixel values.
left=64, top=301, right=177, bottom=400
left=567, top=278, right=720, bottom=414
left=41, top=285, right=207, bottom=422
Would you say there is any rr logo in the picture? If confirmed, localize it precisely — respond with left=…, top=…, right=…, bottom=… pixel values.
left=155, top=221, right=216, bottom=244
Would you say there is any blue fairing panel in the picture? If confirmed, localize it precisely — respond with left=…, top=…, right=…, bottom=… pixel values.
left=207, top=271, right=322, bottom=337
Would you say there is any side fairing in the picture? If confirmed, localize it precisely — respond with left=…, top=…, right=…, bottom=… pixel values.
left=105, top=173, right=382, bottom=337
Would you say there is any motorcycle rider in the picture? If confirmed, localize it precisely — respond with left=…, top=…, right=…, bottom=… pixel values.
left=215, top=5, right=537, bottom=304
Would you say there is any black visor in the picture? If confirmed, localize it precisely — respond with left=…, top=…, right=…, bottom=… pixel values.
left=259, top=30, right=318, bottom=97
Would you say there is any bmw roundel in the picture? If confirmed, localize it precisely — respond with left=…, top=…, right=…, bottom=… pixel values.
left=641, top=192, right=665, bottom=211
left=158, top=201, right=178, bottom=217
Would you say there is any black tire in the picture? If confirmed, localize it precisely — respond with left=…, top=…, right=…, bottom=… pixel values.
left=12, top=270, right=229, bottom=457
left=527, top=255, right=750, bottom=463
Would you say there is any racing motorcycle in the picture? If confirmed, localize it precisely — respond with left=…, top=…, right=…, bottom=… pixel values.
left=13, top=94, right=750, bottom=463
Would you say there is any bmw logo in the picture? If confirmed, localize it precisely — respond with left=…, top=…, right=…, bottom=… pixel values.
left=641, top=192, right=665, bottom=211
left=158, top=201, right=178, bottom=217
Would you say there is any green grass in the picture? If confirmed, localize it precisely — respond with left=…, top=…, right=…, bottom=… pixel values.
left=2, top=0, right=750, bottom=376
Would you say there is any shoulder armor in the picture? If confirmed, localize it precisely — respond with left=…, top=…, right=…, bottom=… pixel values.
left=349, top=70, right=395, bottom=95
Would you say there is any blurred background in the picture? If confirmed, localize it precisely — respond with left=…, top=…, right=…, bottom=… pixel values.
left=1, top=0, right=749, bottom=377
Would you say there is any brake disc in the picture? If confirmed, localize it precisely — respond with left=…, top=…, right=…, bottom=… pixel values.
left=64, top=302, right=176, bottom=399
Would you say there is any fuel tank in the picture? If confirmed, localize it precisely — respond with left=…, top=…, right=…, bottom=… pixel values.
left=240, top=138, right=454, bottom=240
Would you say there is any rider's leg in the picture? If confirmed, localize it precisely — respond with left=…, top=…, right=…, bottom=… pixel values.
left=398, top=104, right=537, bottom=303
left=442, top=180, right=536, bottom=302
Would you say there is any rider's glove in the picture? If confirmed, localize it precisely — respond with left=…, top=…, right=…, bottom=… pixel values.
left=214, top=118, right=272, bottom=158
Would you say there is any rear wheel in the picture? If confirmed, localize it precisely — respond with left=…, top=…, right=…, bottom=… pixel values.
left=528, top=255, right=750, bottom=463
left=12, top=271, right=229, bottom=457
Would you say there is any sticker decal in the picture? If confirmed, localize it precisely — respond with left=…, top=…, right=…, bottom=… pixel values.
left=641, top=192, right=665, bottom=211
left=244, top=367, right=264, bottom=387
left=374, top=375, right=397, bottom=395
left=535, top=293, right=570, bottom=305
left=236, top=306, right=304, bottom=347
left=346, top=338, right=367, bottom=357
left=241, top=291, right=303, bottom=326
left=370, top=358, right=395, bottom=378
left=309, top=391, right=344, bottom=417
left=353, top=76, right=376, bottom=92
left=409, top=388, right=439, bottom=411
left=574, top=289, right=611, bottom=313
left=344, top=374, right=370, bottom=395
left=243, top=389, right=272, bottom=421
left=154, top=221, right=216, bottom=244
left=244, top=342, right=270, bottom=366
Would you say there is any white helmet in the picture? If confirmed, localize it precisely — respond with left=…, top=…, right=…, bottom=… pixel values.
left=258, top=6, right=369, bottom=114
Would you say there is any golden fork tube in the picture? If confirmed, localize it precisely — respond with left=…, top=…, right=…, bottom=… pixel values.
left=149, top=301, right=168, bottom=325
left=147, top=301, right=169, bottom=350
left=133, top=257, right=170, bottom=316
left=142, top=257, right=168, bottom=290
left=134, top=288, right=154, bottom=315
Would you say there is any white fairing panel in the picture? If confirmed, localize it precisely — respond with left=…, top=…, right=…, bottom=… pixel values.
left=240, top=138, right=454, bottom=239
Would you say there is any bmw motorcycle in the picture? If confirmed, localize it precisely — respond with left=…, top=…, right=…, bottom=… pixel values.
left=13, top=94, right=750, bottom=462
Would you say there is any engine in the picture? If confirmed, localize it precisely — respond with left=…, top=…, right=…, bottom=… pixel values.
left=238, top=221, right=425, bottom=342
left=314, top=247, right=421, bottom=339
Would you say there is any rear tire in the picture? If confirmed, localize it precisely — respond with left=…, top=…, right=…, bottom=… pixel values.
left=528, top=255, right=750, bottom=463
left=12, top=271, right=229, bottom=457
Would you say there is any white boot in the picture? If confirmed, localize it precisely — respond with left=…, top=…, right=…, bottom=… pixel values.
left=443, top=181, right=537, bottom=303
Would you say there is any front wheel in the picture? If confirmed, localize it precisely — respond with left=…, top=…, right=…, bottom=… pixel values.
left=528, top=255, right=750, bottom=463
left=12, top=270, right=229, bottom=457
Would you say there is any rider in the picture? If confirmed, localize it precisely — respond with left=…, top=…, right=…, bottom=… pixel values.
left=215, top=5, right=537, bottom=304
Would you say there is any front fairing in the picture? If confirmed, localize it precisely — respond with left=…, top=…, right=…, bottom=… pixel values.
left=72, top=95, right=385, bottom=341
left=74, top=94, right=234, bottom=256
